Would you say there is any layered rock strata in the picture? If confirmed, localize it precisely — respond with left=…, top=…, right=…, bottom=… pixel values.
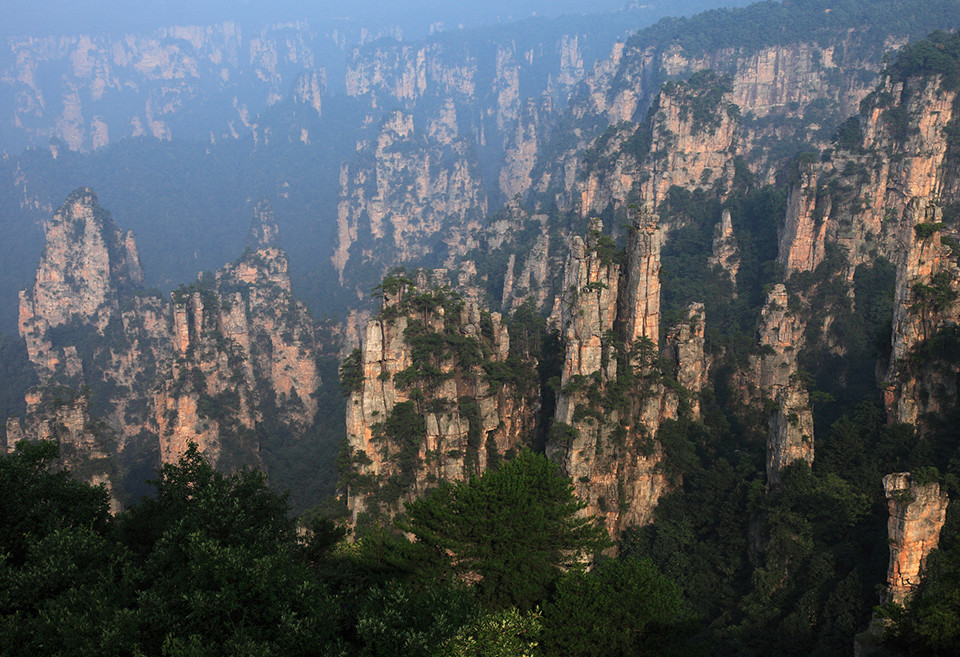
left=884, top=201, right=960, bottom=425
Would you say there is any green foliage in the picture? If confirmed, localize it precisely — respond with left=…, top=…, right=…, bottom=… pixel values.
left=0, top=440, right=111, bottom=567
left=914, top=222, right=944, bottom=240
left=589, top=230, right=622, bottom=266
left=663, top=70, right=736, bottom=135
left=832, top=116, right=864, bottom=151
left=907, top=324, right=960, bottom=374
left=354, top=581, right=478, bottom=657
left=0, top=441, right=122, bottom=656
left=372, top=401, right=426, bottom=490
left=626, top=0, right=960, bottom=59
left=340, top=348, right=364, bottom=396
left=438, top=607, right=542, bottom=657
left=911, top=271, right=957, bottom=315
left=371, top=269, right=415, bottom=301
left=886, top=30, right=960, bottom=91
left=401, top=450, right=610, bottom=610
left=540, top=558, right=694, bottom=657
left=119, top=444, right=341, bottom=655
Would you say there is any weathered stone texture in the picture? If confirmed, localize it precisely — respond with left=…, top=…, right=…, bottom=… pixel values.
left=883, top=473, right=949, bottom=605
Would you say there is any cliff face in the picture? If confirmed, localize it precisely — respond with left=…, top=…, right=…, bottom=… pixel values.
left=333, top=110, right=486, bottom=287
left=343, top=272, right=539, bottom=527
left=342, top=27, right=610, bottom=204
left=547, top=208, right=704, bottom=539
left=664, top=303, right=708, bottom=418
left=7, top=191, right=323, bottom=504
left=5, top=388, right=118, bottom=512
left=482, top=199, right=557, bottom=314
left=770, top=71, right=960, bottom=425
left=639, top=74, right=740, bottom=209
left=0, top=23, right=333, bottom=150
left=884, top=201, right=960, bottom=424
left=156, top=203, right=323, bottom=466
left=778, top=76, right=958, bottom=278
left=882, top=472, right=950, bottom=605
left=737, top=284, right=815, bottom=487
left=18, top=187, right=144, bottom=381
left=540, top=37, right=889, bottom=218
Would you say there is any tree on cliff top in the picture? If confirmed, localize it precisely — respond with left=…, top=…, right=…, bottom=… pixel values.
left=400, top=450, right=610, bottom=610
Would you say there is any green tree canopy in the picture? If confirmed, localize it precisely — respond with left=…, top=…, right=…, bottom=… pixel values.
left=541, top=558, right=693, bottom=657
left=401, top=450, right=610, bottom=609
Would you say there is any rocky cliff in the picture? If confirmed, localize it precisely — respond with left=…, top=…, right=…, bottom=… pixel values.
left=882, top=472, right=950, bottom=605
left=4, top=387, right=118, bottom=512
left=18, top=187, right=144, bottom=382
left=152, top=202, right=324, bottom=467
left=7, top=191, right=324, bottom=504
left=537, top=32, right=900, bottom=219
left=342, top=271, right=539, bottom=528
left=884, top=201, right=960, bottom=425
left=0, top=22, right=336, bottom=150
left=770, top=65, right=960, bottom=426
left=778, top=74, right=959, bottom=279
left=547, top=208, right=705, bottom=539
left=333, top=110, right=487, bottom=290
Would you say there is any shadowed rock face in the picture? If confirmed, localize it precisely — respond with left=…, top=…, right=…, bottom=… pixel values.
left=19, top=187, right=143, bottom=381
left=883, top=472, right=949, bottom=605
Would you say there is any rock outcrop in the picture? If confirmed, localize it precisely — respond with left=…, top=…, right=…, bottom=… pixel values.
left=664, top=303, right=708, bottom=417
left=343, top=272, right=539, bottom=527
left=709, top=209, right=740, bottom=290
left=539, top=28, right=903, bottom=219
left=766, top=382, right=815, bottom=487
left=884, top=201, right=960, bottom=425
left=882, top=472, right=949, bottom=605
left=18, top=188, right=144, bottom=382
left=740, top=284, right=815, bottom=486
left=620, top=207, right=662, bottom=347
left=0, top=22, right=334, bottom=150
left=5, top=387, right=118, bottom=512
left=547, top=208, right=702, bottom=539
left=639, top=73, right=740, bottom=209
left=333, top=110, right=486, bottom=286
left=156, top=203, right=322, bottom=465
left=7, top=191, right=324, bottom=504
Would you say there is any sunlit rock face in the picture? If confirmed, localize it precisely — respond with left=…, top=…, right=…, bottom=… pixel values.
left=882, top=473, right=949, bottom=605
